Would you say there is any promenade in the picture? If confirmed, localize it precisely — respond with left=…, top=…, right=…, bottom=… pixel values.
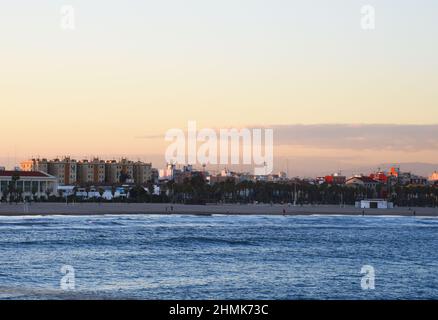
left=0, top=202, right=437, bottom=217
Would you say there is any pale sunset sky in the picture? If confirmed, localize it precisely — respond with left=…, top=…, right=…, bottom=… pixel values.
left=1, top=0, right=437, bottom=174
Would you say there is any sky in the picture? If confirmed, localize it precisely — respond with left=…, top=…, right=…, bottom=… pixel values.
left=1, top=0, right=438, bottom=174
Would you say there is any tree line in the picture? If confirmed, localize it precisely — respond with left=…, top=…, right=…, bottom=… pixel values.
left=133, top=176, right=438, bottom=207
left=3, top=173, right=438, bottom=207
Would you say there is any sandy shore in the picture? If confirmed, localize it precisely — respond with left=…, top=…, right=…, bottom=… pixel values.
left=0, top=202, right=437, bottom=217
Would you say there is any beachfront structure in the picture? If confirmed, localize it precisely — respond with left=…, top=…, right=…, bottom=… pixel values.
left=105, top=159, right=134, bottom=184
left=74, top=187, right=101, bottom=199
left=133, top=161, right=153, bottom=185
left=356, top=199, right=394, bottom=209
left=77, top=158, right=106, bottom=185
left=0, top=170, right=58, bottom=200
left=47, top=157, right=77, bottom=185
left=57, top=185, right=76, bottom=197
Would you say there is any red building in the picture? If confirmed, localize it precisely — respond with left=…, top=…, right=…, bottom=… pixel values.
left=324, top=174, right=346, bottom=185
left=369, top=172, right=388, bottom=183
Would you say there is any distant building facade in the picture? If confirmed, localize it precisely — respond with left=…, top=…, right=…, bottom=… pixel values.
left=429, top=171, right=438, bottom=184
left=47, top=157, right=77, bottom=185
left=20, top=158, right=49, bottom=173
left=324, top=173, right=346, bottom=185
left=133, top=161, right=152, bottom=185
left=20, top=157, right=153, bottom=186
left=346, top=176, right=381, bottom=189
left=369, top=171, right=388, bottom=184
left=77, top=158, right=106, bottom=185
left=409, top=175, right=428, bottom=186
left=105, top=159, right=134, bottom=184
left=159, top=163, right=177, bottom=181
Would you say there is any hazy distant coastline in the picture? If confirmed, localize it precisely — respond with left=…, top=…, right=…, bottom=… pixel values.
left=0, top=203, right=437, bottom=217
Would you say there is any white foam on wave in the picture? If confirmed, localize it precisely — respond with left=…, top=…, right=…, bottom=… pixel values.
left=0, top=215, right=46, bottom=220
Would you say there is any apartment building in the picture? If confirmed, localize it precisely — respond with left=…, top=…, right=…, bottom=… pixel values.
left=133, top=161, right=153, bottom=185
left=105, top=159, right=134, bottom=184
left=21, top=157, right=153, bottom=186
left=77, top=158, right=106, bottom=185
left=48, top=157, right=77, bottom=185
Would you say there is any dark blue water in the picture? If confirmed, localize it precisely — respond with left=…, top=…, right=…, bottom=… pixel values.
left=0, top=214, right=437, bottom=299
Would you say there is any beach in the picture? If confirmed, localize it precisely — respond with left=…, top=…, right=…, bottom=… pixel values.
left=0, top=202, right=437, bottom=217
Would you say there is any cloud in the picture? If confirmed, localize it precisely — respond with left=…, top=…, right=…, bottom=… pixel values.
left=137, top=123, right=438, bottom=152
left=267, top=124, right=438, bottom=152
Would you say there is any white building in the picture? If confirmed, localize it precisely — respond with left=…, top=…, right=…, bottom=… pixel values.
left=0, top=170, right=58, bottom=200
left=356, top=199, right=394, bottom=209
left=57, top=185, right=76, bottom=197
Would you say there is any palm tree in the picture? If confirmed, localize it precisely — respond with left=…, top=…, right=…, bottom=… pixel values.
left=7, top=172, right=20, bottom=203
left=31, top=186, right=38, bottom=202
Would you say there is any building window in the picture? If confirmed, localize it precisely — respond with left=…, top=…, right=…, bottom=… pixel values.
left=1, top=181, right=8, bottom=192
left=32, top=181, right=39, bottom=192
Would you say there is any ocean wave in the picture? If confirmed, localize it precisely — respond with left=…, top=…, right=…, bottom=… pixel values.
left=162, top=236, right=254, bottom=246
left=0, top=286, right=120, bottom=300
left=0, top=221, right=53, bottom=227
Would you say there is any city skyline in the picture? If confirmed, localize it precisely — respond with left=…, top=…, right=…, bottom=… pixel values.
left=1, top=1, right=438, bottom=175
left=2, top=154, right=437, bottom=181
left=2, top=151, right=438, bottom=178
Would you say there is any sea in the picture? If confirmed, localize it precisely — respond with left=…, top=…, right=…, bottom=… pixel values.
left=0, top=214, right=437, bottom=299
